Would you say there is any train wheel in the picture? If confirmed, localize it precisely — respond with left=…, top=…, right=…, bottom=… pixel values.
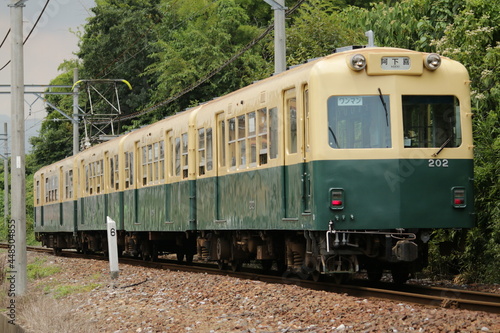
left=52, top=247, right=62, bottom=256
left=333, top=273, right=349, bottom=285
left=217, top=260, right=226, bottom=270
left=261, top=260, right=273, bottom=273
left=391, top=266, right=411, bottom=284
left=230, top=260, right=242, bottom=272
left=367, top=266, right=384, bottom=282
left=311, top=270, right=322, bottom=282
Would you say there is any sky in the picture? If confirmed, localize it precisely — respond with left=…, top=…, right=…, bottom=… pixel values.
left=0, top=0, right=95, bottom=150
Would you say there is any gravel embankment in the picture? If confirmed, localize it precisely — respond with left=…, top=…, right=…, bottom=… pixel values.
left=5, top=252, right=500, bottom=333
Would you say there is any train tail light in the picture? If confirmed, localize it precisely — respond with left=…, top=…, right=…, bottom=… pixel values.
left=330, top=188, right=344, bottom=210
left=452, top=187, right=466, bottom=208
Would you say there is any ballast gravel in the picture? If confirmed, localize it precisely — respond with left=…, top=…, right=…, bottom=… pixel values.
left=9, top=252, right=500, bottom=333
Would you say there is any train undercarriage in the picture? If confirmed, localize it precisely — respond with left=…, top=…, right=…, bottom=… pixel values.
left=36, top=227, right=429, bottom=284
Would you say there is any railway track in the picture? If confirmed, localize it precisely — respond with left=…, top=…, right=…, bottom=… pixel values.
left=5, top=245, right=500, bottom=314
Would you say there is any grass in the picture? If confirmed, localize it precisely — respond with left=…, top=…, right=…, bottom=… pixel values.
left=27, top=257, right=61, bottom=280
left=48, top=283, right=101, bottom=299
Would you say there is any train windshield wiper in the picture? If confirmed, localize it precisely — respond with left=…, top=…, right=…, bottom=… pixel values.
left=329, top=126, right=340, bottom=148
left=378, top=88, right=389, bottom=126
left=432, top=136, right=451, bottom=157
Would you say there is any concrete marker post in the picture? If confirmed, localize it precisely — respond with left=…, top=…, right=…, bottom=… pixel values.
left=106, top=216, right=119, bottom=282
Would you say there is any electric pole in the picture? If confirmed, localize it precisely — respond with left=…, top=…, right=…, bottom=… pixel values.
left=73, top=68, right=79, bottom=155
left=9, top=0, right=27, bottom=296
left=264, top=0, right=287, bottom=74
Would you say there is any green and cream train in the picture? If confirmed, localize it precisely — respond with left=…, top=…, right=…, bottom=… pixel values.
left=34, top=46, right=475, bottom=283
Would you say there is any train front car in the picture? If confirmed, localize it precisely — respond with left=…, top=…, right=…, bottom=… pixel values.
left=307, top=48, right=474, bottom=283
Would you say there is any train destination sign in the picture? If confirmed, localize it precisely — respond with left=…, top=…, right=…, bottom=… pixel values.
left=381, top=56, right=411, bottom=70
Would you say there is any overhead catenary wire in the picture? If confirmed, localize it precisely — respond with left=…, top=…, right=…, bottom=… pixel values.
left=0, top=0, right=51, bottom=72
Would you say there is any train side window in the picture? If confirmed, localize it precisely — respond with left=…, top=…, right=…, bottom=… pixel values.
left=153, top=143, right=159, bottom=182
left=174, top=137, right=181, bottom=177
left=110, top=156, right=115, bottom=189
left=114, top=155, right=119, bottom=190
left=238, top=115, right=246, bottom=167
left=248, top=112, right=256, bottom=166
left=85, top=165, right=89, bottom=194
left=286, top=97, right=297, bottom=154
left=182, top=133, right=188, bottom=178
left=218, top=115, right=226, bottom=168
left=65, top=170, right=73, bottom=199
left=198, top=128, right=206, bottom=175
left=148, top=144, right=154, bottom=183
left=159, top=141, right=165, bottom=181
left=44, top=178, right=49, bottom=202
left=125, top=152, right=130, bottom=188
left=228, top=118, right=236, bottom=168
left=97, top=160, right=103, bottom=194
left=142, top=146, right=147, bottom=185
left=269, top=107, right=279, bottom=159
left=206, top=127, right=213, bottom=171
left=258, top=108, right=268, bottom=165
left=36, top=180, right=40, bottom=205
left=129, top=152, right=134, bottom=186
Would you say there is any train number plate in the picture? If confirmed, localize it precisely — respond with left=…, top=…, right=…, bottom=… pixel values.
left=381, top=57, right=411, bottom=70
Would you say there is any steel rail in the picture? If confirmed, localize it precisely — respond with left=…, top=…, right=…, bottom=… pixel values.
left=3, top=244, right=499, bottom=314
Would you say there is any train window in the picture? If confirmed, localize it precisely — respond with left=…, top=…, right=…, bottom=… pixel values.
left=327, top=95, right=391, bottom=149
left=257, top=108, right=268, bottom=165
left=159, top=141, right=165, bottom=181
left=85, top=165, right=89, bottom=193
left=218, top=115, right=226, bottom=167
left=206, top=127, right=213, bottom=171
left=238, top=115, right=246, bottom=167
left=248, top=112, right=256, bottom=165
left=287, top=96, right=298, bottom=154
left=174, top=137, right=181, bottom=176
left=129, top=152, right=134, bottom=186
left=198, top=128, right=206, bottom=175
left=402, top=95, right=461, bottom=148
left=153, top=143, right=159, bottom=182
left=114, top=155, right=119, bottom=190
left=269, top=107, right=279, bottom=159
left=228, top=118, right=236, bottom=168
left=142, top=146, right=147, bottom=185
left=125, top=152, right=130, bottom=188
left=182, top=133, right=188, bottom=178
left=65, top=170, right=73, bottom=199
left=148, top=144, right=153, bottom=183
left=36, top=180, right=40, bottom=205
left=110, top=157, right=115, bottom=188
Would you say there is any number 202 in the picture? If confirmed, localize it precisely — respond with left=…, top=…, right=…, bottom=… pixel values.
left=428, top=159, right=448, bottom=168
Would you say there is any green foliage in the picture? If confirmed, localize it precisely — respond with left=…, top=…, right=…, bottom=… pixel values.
left=429, top=0, right=500, bottom=283
left=286, top=0, right=365, bottom=66
left=145, top=0, right=271, bottom=120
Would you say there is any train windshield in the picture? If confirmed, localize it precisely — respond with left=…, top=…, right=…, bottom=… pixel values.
left=402, top=95, right=461, bottom=148
left=327, top=95, right=391, bottom=149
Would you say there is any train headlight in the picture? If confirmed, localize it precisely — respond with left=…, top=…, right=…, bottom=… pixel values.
left=424, top=53, right=441, bottom=70
left=348, top=54, right=367, bottom=71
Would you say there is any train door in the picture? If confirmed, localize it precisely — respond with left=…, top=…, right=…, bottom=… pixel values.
left=216, top=112, right=225, bottom=221
left=283, top=88, right=307, bottom=219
